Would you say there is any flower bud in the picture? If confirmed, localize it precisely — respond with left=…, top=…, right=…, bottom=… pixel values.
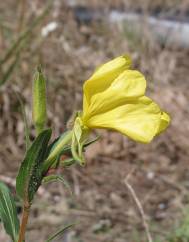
left=32, top=67, right=47, bottom=134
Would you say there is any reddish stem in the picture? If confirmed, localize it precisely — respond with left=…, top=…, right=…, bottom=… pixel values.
left=17, top=202, right=30, bottom=242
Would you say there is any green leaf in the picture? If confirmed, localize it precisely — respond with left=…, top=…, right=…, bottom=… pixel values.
left=45, top=224, right=74, bottom=242
left=16, top=129, right=52, bottom=203
left=0, top=182, right=20, bottom=242
left=42, top=175, right=72, bottom=196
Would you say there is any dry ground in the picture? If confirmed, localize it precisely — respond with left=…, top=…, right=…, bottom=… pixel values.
left=0, top=1, right=189, bottom=241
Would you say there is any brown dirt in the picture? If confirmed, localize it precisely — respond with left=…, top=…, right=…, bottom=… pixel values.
left=0, top=1, right=189, bottom=242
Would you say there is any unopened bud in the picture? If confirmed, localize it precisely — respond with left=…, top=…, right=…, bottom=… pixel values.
left=32, top=67, right=47, bottom=134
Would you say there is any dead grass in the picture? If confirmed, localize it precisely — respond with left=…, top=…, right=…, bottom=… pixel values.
left=0, top=0, right=189, bottom=241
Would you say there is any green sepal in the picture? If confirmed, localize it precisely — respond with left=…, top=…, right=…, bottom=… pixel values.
left=16, top=129, right=52, bottom=203
left=0, top=182, right=20, bottom=242
left=71, top=117, right=91, bottom=166
left=71, top=133, right=85, bottom=166
left=61, top=135, right=100, bottom=156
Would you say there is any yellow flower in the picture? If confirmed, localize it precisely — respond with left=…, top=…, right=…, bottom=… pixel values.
left=79, top=55, right=170, bottom=144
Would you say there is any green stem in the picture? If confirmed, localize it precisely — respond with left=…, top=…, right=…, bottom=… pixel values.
left=42, top=130, right=73, bottom=174
left=36, top=123, right=44, bottom=136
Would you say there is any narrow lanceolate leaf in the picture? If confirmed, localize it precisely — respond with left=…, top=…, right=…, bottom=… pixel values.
left=16, top=129, right=52, bottom=203
left=0, top=182, right=20, bottom=242
left=45, top=224, right=74, bottom=242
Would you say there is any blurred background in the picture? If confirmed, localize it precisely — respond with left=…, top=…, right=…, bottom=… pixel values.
left=0, top=0, right=189, bottom=241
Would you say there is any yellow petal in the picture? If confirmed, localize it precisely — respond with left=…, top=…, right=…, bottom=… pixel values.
left=84, top=96, right=161, bottom=143
left=83, top=93, right=88, bottom=114
left=83, top=55, right=131, bottom=107
left=85, top=70, right=146, bottom=118
left=157, top=112, right=170, bottom=134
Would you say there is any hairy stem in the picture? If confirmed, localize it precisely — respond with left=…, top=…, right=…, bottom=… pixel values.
left=18, top=203, right=30, bottom=242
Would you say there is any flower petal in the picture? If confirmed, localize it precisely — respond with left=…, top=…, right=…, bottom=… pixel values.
left=84, top=96, right=162, bottom=143
left=83, top=93, right=89, bottom=113
left=157, top=112, right=170, bottom=135
left=83, top=55, right=131, bottom=107
left=85, top=70, right=146, bottom=117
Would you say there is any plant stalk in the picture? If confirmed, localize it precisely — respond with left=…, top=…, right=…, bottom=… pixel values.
left=42, top=130, right=73, bottom=174
left=17, top=202, right=30, bottom=242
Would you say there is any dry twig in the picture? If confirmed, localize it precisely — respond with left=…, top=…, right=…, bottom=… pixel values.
left=124, top=171, right=153, bottom=242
